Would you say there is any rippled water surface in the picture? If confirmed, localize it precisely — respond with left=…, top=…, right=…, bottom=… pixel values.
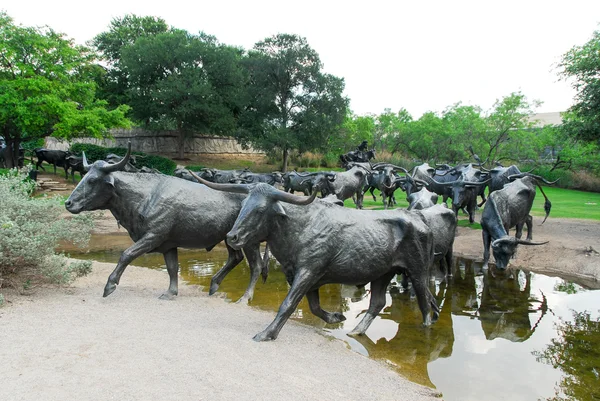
left=66, top=235, right=600, bottom=401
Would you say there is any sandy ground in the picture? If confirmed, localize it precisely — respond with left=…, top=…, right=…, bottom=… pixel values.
left=2, top=172, right=599, bottom=401
left=0, top=261, right=441, bottom=401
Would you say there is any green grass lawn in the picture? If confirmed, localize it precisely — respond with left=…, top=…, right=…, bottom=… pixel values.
left=343, top=186, right=600, bottom=222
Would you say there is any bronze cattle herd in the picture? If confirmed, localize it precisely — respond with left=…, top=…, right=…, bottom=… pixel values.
left=63, top=142, right=557, bottom=341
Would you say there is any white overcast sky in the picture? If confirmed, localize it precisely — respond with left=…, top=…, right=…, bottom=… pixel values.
left=3, top=1, right=600, bottom=118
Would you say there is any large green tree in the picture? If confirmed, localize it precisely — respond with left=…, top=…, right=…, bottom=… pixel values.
left=477, top=92, right=540, bottom=165
left=0, top=13, right=130, bottom=168
left=559, top=27, right=600, bottom=144
left=120, top=30, right=247, bottom=159
left=236, top=34, right=348, bottom=172
left=90, top=14, right=169, bottom=109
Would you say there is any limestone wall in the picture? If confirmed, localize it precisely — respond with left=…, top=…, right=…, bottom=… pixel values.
left=45, top=128, right=263, bottom=155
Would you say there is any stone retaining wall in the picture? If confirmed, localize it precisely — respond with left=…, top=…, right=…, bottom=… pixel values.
left=45, top=128, right=263, bottom=155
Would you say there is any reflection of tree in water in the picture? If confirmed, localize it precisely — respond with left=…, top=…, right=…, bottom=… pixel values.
left=352, top=279, right=455, bottom=387
left=479, top=269, right=548, bottom=342
left=533, top=310, right=600, bottom=401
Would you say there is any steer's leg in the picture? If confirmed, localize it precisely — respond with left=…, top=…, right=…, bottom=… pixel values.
left=348, top=272, right=395, bottom=336
left=160, top=248, right=179, bottom=300
left=209, top=243, right=244, bottom=296
left=104, top=233, right=163, bottom=297
left=410, top=273, right=437, bottom=326
left=236, top=243, right=262, bottom=304
left=525, top=214, right=533, bottom=241
left=306, top=289, right=346, bottom=324
left=482, top=230, right=491, bottom=270
left=253, top=269, right=319, bottom=341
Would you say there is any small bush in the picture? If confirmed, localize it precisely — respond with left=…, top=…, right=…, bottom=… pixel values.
left=0, top=169, right=95, bottom=292
left=70, top=143, right=107, bottom=162
left=69, top=143, right=177, bottom=175
left=185, top=164, right=206, bottom=172
left=320, top=152, right=339, bottom=168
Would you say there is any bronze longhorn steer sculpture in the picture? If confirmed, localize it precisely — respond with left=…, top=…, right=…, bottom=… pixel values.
left=189, top=171, right=440, bottom=341
left=480, top=173, right=557, bottom=273
left=64, top=143, right=264, bottom=303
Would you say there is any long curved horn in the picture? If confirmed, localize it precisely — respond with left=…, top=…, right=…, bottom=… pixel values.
left=492, top=237, right=548, bottom=247
left=82, top=151, right=91, bottom=171
left=464, top=178, right=491, bottom=187
left=188, top=170, right=251, bottom=194
left=508, top=173, right=560, bottom=185
left=516, top=239, right=549, bottom=246
left=431, top=178, right=458, bottom=186
left=414, top=178, right=429, bottom=187
left=99, top=142, right=131, bottom=173
left=271, top=187, right=318, bottom=205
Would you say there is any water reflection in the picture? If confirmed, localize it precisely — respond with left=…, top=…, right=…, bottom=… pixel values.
left=66, top=235, right=600, bottom=401
left=534, top=311, right=600, bottom=401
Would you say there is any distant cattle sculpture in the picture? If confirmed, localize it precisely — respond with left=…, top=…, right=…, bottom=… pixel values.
left=65, top=155, right=86, bottom=182
left=480, top=174, right=556, bottom=271
left=331, top=164, right=371, bottom=208
left=35, top=149, right=70, bottom=178
left=234, top=171, right=284, bottom=187
left=64, top=144, right=264, bottom=303
left=406, top=187, right=439, bottom=211
left=432, top=164, right=489, bottom=223
left=188, top=174, right=440, bottom=341
left=362, top=163, right=407, bottom=209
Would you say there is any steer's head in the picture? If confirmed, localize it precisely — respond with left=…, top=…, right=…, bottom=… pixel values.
left=491, top=236, right=549, bottom=270
left=188, top=171, right=318, bottom=250
left=64, top=143, right=132, bottom=214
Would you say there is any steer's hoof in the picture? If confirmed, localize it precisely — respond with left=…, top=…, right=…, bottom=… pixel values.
left=235, top=295, right=251, bottom=305
left=103, top=282, right=117, bottom=297
left=346, top=330, right=364, bottom=337
left=253, top=331, right=276, bottom=342
left=159, top=292, right=176, bottom=300
left=209, top=282, right=219, bottom=296
left=326, top=312, right=346, bottom=324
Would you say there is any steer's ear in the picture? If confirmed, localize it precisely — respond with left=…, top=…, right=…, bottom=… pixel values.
left=104, top=174, right=115, bottom=187
left=272, top=202, right=287, bottom=218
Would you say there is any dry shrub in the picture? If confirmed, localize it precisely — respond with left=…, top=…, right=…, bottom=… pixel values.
left=570, top=170, right=600, bottom=192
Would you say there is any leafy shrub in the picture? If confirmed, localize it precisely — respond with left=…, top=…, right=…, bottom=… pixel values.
left=0, top=168, right=94, bottom=293
left=185, top=164, right=206, bottom=172
left=137, top=154, right=177, bottom=175
left=70, top=143, right=107, bottom=162
left=21, top=138, right=45, bottom=152
left=69, top=143, right=177, bottom=175
left=320, top=152, right=339, bottom=168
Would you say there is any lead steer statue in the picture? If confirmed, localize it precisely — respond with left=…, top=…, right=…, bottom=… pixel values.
left=481, top=173, right=556, bottom=271
left=189, top=172, right=439, bottom=342
left=64, top=144, right=264, bottom=302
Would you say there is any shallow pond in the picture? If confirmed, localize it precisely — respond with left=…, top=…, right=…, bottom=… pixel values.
left=65, top=235, right=600, bottom=401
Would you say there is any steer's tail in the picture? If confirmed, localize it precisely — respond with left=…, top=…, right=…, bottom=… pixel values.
left=536, top=181, right=552, bottom=224
left=261, top=243, right=270, bottom=283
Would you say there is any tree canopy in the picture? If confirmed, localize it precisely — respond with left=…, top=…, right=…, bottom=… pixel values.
left=236, top=34, right=348, bottom=171
left=120, top=29, right=247, bottom=158
left=559, top=27, right=600, bottom=144
left=0, top=12, right=130, bottom=168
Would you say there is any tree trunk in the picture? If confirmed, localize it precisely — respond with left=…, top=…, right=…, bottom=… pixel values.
left=177, top=131, right=185, bottom=160
left=4, top=138, right=17, bottom=169
left=282, top=147, right=289, bottom=173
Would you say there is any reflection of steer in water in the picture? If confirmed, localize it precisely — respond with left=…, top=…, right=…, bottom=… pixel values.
left=64, top=144, right=263, bottom=302
left=479, top=270, right=548, bottom=342
left=481, top=174, right=555, bottom=271
left=189, top=172, right=440, bottom=341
